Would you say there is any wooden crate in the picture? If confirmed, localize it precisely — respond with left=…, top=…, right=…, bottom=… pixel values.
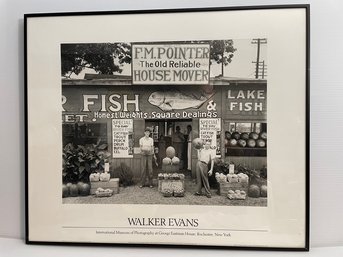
left=158, top=179, right=184, bottom=193
left=161, top=164, right=179, bottom=173
left=218, top=181, right=249, bottom=196
left=90, top=178, right=119, bottom=195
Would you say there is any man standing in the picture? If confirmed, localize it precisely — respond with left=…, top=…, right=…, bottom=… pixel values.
left=186, top=125, right=193, bottom=171
left=139, top=128, right=154, bottom=188
left=194, top=141, right=214, bottom=198
left=172, top=126, right=185, bottom=161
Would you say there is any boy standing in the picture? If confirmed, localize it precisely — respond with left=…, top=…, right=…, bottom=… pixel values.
left=139, top=128, right=154, bottom=188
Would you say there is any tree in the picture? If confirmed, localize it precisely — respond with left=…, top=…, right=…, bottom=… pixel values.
left=208, top=40, right=236, bottom=77
left=61, top=43, right=131, bottom=78
left=61, top=40, right=236, bottom=78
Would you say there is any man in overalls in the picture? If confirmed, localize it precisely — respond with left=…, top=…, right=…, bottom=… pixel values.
left=194, top=141, right=215, bottom=198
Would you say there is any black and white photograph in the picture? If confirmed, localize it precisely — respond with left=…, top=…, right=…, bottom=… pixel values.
left=61, top=40, right=268, bottom=206
left=25, top=6, right=308, bottom=249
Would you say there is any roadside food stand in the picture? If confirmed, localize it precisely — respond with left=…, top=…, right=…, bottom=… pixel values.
left=62, top=75, right=266, bottom=180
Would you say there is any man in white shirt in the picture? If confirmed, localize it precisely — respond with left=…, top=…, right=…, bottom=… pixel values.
left=194, top=140, right=215, bottom=198
left=139, top=128, right=154, bottom=188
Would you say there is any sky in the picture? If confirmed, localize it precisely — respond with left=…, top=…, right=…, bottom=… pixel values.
left=69, top=39, right=267, bottom=80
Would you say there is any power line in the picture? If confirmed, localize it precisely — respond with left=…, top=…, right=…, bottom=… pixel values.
left=251, top=38, right=267, bottom=79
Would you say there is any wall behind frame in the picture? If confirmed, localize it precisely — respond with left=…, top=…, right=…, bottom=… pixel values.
left=0, top=0, right=342, bottom=248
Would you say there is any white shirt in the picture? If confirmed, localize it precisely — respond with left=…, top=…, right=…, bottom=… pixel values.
left=139, top=136, right=154, bottom=155
left=198, top=148, right=215, bottom=164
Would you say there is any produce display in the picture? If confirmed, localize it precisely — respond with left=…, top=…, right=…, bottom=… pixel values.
left=216, top=170, right=250, bottom=196
left=63, top=182, right=91, bottom=198
left=161, top=147, right=180, bottom=172
left=158, top=173, right=185, bottom=180
left=215, top=173, right=228, bottom=183
left=89, top=172, right=100, bottom=182
left=90, top=178, right=119, bottom=195
left=227, top=174, right=239, bottom=183
left=227, top=190, right=246, bottom=200
left=90, top=172, right=111, bottom=182
left=95, top=188, right=113, bottom=197
left=237, top=173, right=249, bottom=183
left=215, top=172, right=249, bottom=184
left=224, top=131, right=267, bottom=148
left=158, top=173, right=185, bottom=197
left=173, top=188, right=185, bottom=197
left=161, top=188, right=173, bottom=197
left=100, top=172, right=110, bottom=182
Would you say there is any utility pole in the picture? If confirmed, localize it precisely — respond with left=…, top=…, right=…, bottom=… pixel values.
left=251, top=38, right=267, bottom=79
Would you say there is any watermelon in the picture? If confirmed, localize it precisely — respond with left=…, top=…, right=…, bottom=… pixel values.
left=256, top=139, right=266, bottom=148
left=238, top=139, right=247, bottom=147
left=248, top=185, right=260, bottom=198
left=247, top=139, right=256, bottom=148
left=77, top=182, right=84, bottom=191
left=231, top=132, right=240, bottom=140
left=249, top=132, right=259, bottom=140
left=79, top=183, right=91, bottom=196
left=260, top=185, right=267, bottom=197
left=224, top=131, right=231, bottom=139
left=240, top=132, right=249, bottom=140
left=62, top=184, right=69, bottom=198
left=171, top=156, right=180, bottom=165
left=166, top=146, right=176, bottom=158
left=259, top=132, right=267, bottom=140
left=192, top=138, right=204, bottom=150
left=162, top=157, right=172, bottom=165
left=224, top=138, right=229, bottom=146
left=69, top=184, right=79, bottom=197
left=229, top=139, right=238, bottom=147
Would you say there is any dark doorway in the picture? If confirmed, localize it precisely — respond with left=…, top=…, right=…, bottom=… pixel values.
left=145, top=119, right=192, bottom=174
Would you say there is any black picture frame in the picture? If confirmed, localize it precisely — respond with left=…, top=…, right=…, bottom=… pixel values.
left=25, top=5, right=310, bottom=251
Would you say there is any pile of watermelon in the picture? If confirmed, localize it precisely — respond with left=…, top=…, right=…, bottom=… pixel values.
left=248, top=184, right=267, bottom=198
left=62, top=182, right=90, bottom=198
left=162, top=146, right=181, bottom=172
left=224, top=131, right=267, bottom=148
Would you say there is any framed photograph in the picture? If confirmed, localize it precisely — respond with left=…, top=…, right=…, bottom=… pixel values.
left=25, top=5, right=310, bottom=250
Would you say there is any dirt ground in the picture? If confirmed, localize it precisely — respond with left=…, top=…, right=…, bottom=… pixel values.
left=63, top=179, right=267, bottom=206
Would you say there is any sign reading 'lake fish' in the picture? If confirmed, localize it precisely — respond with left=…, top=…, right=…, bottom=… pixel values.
left=132, top=43, right=210, bottom=85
